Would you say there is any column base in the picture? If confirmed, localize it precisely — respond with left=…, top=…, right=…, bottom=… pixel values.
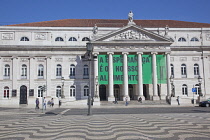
left=108, top=96, right=115, bottom=101
left=160, top=95, right=166, bottom=100
left=137, top=95, right=145, bottom=101
left=152, top=95, right=160, bottom=101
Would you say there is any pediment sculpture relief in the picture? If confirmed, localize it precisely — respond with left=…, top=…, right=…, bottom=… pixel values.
left=105, top=30, right=155, bottom=41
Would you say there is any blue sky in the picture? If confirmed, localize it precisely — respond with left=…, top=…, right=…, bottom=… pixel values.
left=0, top=0, right=210, bottom=25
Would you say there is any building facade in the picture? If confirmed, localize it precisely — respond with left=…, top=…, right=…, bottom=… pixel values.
left=1, top=13, right=210, bottom=106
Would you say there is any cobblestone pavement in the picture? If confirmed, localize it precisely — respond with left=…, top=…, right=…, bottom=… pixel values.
left=0, top=108, right=210, bottom=140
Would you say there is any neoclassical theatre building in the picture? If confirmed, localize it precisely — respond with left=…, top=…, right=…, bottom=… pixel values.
left=1, top=12, right=210, bottom=106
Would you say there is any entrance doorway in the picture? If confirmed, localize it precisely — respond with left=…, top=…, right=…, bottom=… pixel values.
left=20, top=85, right=27, bottom=104
left=114, top=85, right=120, bottom=100
left=129, top=84, right=134, bottom=100
left=143, top=84, right=148, bottom=100
left=99, top=85, right=106, bottom=101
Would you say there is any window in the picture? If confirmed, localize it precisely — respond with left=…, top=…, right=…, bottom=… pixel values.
left=83, top=64, right=89, bottom=79
left=56, top=64, right=62, bottom=78
left=70, top=86, right=76, bottom=97
left=178, top=37, right=186, bottom=42
left=82, top=37, right=90, bottom=41
left=170, top=64, right=174, bottom=77
left=194, top=64, right=199, bottom=76
left=38, top=86, right=43, bottom=97
left=181, top=64, right=187, bottom=78
left=191, top=37, right=199, bottom=42
left=20, top=37, right=29, bottom=41
left=84, top=85, right=89, bottom=96
left=182, top=84, right=188, bottom=96
left=55, top=37, right=64, bottom=41
left=56, top=86, right=62, bottom=97
left=70, top=64, right=75, bottom=79
left=4, top=64, right=10, bottom=79
left=38, top=64, right=44, bottom=78
left=21, top=64, right=27, bottom=79
left=69, top=37, right=77, bottom=41
left=4, top=86, right=9, bottom=98
left=195, top=84, right=200, bottom=95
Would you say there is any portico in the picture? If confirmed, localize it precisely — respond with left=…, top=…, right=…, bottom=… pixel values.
left=91, top=20, right=173, bottom=101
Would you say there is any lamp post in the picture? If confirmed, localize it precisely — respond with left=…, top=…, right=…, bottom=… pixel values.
left=170, top=75, right=174, bottom=97
left=198, top=76, right=202, bottom=96
left=95, top=76, right=99, bottom=98
left=61, top=77, right=65, bottom=98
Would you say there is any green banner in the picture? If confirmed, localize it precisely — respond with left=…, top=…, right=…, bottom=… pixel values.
left=98, top=54, right=166, bottom=85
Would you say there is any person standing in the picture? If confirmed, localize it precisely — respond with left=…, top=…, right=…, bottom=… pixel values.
left=51, top=98, right=54, bottom=107
left=43, top=97, right=47, bottom=110
left=177, top=96, right=180, bottom=105
left=35, top=98, right=39, bottom=109
left=125, top=97, right=128, bottom=106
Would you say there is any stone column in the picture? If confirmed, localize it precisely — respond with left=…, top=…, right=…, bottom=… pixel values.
left=0, top=58, right=2, bottom=80
left=123, top=52, right=129, bottom=101
left=46, top=57, right=52, bottom=97
left=12, top=57, right=18, bottom=91
left=108, top=52, right=114, bottom=101
left=152, top=52, right=159, bottom=100
left=93, top=52, right=100, bottom=102
left=137, top=52, right=145, bottom=100
left=166, top=52, right=171, bottom=99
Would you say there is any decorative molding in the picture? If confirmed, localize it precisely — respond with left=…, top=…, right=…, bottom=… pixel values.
left=192, top=57, right=199, bottom=61
left=3, top=58, right=11, bottom=62
left=130, top=46, right=135, bottom=50
left=170, top=57, right=174, bottom=62
left=69, top=58, right=76, bottom=62
left=37, top=58, right=45, bottom=62
left=35, top=33, right=47, bottom=40
left=206, top=34, right=210, bottom=41
left=180, top=57, right=187, bottom=61
left=20, top=58, right=28, bottom=62
left=55, top=58, right=63, bottom=62
left=1, top=33, right=14, bottom=40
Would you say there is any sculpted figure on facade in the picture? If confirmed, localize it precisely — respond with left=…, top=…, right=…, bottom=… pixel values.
left=165, top=25, right=169, bottom=36
left=92, top=24, right=98, bottom=34
left=128, top=11, right=134, bottom=22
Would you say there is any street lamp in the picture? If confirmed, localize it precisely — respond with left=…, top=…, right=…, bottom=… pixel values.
left=170, top=75, right=174, bottom=97
left=61, top=77, right=65, bottom=98
left=198, top=76, right=202, bottom=96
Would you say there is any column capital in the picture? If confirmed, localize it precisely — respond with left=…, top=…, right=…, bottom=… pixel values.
left=151, top=52, right=158, bottom=55
left=107, top=52, right=114, bottom=55
left=165, top=52, right=171, bottom=55
left=122, top=52, right=129, bottom=55
left=137, top=52, right=143, bottom=55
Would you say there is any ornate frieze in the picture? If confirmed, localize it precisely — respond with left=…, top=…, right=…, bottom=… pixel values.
left=35, top=33, right=47, bottom=40
left=69, top=58, right=76, bottom=62
left=1, top=33, right=14, bottom=40
left=20, top=58, right=28, bottom=62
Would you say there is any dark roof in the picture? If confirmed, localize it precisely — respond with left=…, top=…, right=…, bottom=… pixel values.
left=6, top=19, right=210, bottom=28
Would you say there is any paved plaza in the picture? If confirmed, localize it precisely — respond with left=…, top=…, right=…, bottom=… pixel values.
left=0, top=107, right=210, bottom=140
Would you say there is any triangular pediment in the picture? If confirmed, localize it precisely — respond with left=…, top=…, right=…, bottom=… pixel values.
left=92, top=24, right=173, bottom=44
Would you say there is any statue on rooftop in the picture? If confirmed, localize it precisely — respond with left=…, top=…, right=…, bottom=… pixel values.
left=128, top=11, right=134, bottom=23
left=92, top=24, right=98, bottom=34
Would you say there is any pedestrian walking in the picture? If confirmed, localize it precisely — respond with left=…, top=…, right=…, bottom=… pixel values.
left=177, top=96, right=180, bottom=105
left=35, top=98, right=39, bottom=109
left=125, top=97, right=128, bottom=106
left=51, top=98, right=54, bottom=107
left=43, top=97, right=47, bottom=110
left=59, top=99, right=62, bottom=107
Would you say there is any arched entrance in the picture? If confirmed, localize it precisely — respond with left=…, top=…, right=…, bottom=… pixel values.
left=129, top=84, right=134, bottom=100
left=20, top=85, right=27, bottom=104
left=99, top=85, right=106, bottom=101
left=114, top=84, right=120, bottom=100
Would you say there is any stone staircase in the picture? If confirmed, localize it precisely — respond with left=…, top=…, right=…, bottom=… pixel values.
left=100, top=100, right=169, bottom=106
